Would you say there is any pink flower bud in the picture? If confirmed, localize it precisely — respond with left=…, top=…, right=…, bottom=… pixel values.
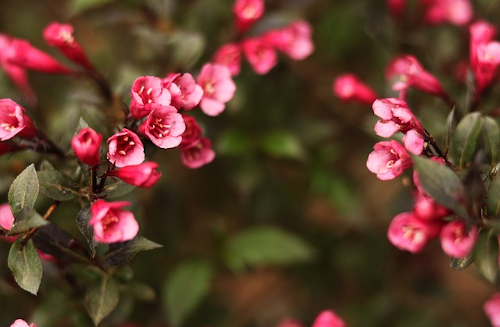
left=180, top=114, right=202, bottom=148
left=388, top=212, right=440, bottom=253
left=43, top=22, right=95, bottom=72
left=311, top=310, right=346, bottom=327
left=0, top=203, right=14, bottom=230
left=107, top=128, right=145, bottom=167
left=485, top=293, right=500, bottom=327
left=242, top=37, right=278, bottom=75
left=233, top=0, right=265, bottom=34
left=197, top=63, right=236, bottom=116
left=366, top=140, right=412, bottom=181
left=440, top=220, right=477, bottom=258
left=213, top=43, right=242, bottom=76
left=71, top=127, right=102, bottom=166
left=139, top=104, right=185, bottom=149
left=180, top=137, right=215, bottom=169
left=10, top=319, right=36, bottom=327
left=130, top=76, right=172, bottom=119
left=0, top=98, right=37, bottom=141
left=163, top=73, right=204, bottom=110
left=89, top=200, right=139, bottom=243
left=473, top=41, right=500, bottom=94
left=333, top=74, right=378, bottom=105
left=423, top=0, right=472, bottom=26
left=265, top=20, right=314, bottom=60
left=412, top=191, right=450, bottom=221
left=108, top=162, right=161, bottom=188
left=4, top=39, right=73, bottom=74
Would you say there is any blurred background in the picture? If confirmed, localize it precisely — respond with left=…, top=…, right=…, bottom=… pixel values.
left=0, top=0, right=498, bottom=326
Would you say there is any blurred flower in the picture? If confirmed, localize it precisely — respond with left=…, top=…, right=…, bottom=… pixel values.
left=242, top=36, right=278, bottom=75
left=107, top=128, right=145, bottom=167
left=0, top=98, right=37, bottom=141
left=213, top=42, right=242, bottom=76
left=180, top=137, right=215, bottom=168
left=387, top=0, right=407, bottom=17
left=180, top=114, right=202, bottom=148
left=422, top=0, right=473, bottom=26
left=470, top=20, right=497, bottom=68
left=130, top=76, right=171, bottom=119
left=107, top=162, right=161, bottom=188
left=0, top=203, right=14, bottom=230
left=276, top=318, right=304, bottom=327
left=139, top=104, right=185, bottom=149
left=366, top=140, right=412, bottom=181
left=10, top=319, right=36, bottom=327
left=387, top=212, right=439, bottom=253
left=266, top=20, right=314, bottom=60
left=440, top=220, right=477, bottom=258
left=71, top=127, right=102, bottom=166
left=90, top=200, right=138, bottom=243
left=197, top=63, right=236, bottom=116
left=163, top=73, right=203, bottom=110
left=333, top=73, right=378, bottom=105
left=311, top=310, right=346, bottom=327
left=412, top=191, right=450, bottom=221
left=472, top=41, right=500, bottom=94
left=484, top=293, right=500, bottom=327
left=233, top=0, right=265, bottom=34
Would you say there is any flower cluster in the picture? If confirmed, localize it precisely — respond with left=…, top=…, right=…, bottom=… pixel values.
left=387, top=0, right=473, bottom=26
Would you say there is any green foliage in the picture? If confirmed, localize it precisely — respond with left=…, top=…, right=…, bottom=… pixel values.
left=37, top=170, right=79, bottom=201
left=8, top=164, right=39, bottom=216
left=8, top=238, right=43, bottom=295
left=474, top=229, right=499, bottom=283
left=76, top=205, right=97, bottom=257
left=260, top=131, right=306, bottom=160
left=487, top=172, right=500, bottom=216
left=8, top=207, right=48, bottom=235
left=482, top=116, right=500, bottom=165
left=86, top=274, right=120, bottom=325
left=101, top=237, right=163, bottom=268
left=450, top=112, right=483, bottom=168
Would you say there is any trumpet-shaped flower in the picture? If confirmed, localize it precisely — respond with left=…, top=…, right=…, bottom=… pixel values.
left=107, top=162, right=161, bottom=188
left=0, top=98, right=36, bottom=141
left=333, top=74, right=378, bottom=105
left=180, top=137, right=215, bottom=169
left=90, top=200, right=138, bottom=243
left=163, top=73, right=203, bottom=110
left=130, top=76, right=171, bottom=119
left=366, top=140, right=412, bottom=180
left=197, top=63, right=236, bottom=116
left=440, top=220, right=477, bottom=258
left=213, top=43, right=242, bottom=76
left=242, top=37, right=278, bottom=75
left=388, top=212, right=440, bottom=253
left=233, top=0, right=265, bottom=33
left=139, top=104, right=185, bottom=149
left=107, top=128, right=145, bottom=167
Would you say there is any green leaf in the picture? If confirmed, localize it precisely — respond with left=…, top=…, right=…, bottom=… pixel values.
left=474, top=229, right=499, bottom=283
left=76, top=205, right=97, bottom=257
left=450, top=112, right=482, bottom=168
left=37, top=171, right=78, bottom=201
left=101, top=237, right=163, bottom=268
left=8, top=164, right=39, bottom=216
left=86, top=275, right=119, bottom=326
left=163, top=259, right=213, bottom=327
left=482, top=116, right=500, bottom=165
left=226, top=226, right=315, bottom=271
left=216, top=129, right=252, bottom=156
left=8, top=207, right=49, bottom=235
left=69, top=0, right=114, bottom=14
left=412, top=156, right=468, bottom=219
left=8, top=238, right=43, bottom=295
left=260, top=131, right=306, bottom=160
left=487, top=173, right=500, bottom=216
left=32, top=224, right=86, bottom=263
left=443, top=107, right=457, bottom=152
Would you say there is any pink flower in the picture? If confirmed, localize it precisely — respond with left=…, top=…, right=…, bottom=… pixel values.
left=0, top=98, right=36, bottom=141
left=485, top=293, right=500, bottom=327
left=385, top=55, right=445, bottom=97
left=180, top=114, right=202, bottom=148
left=366, top=140, right=412, bottom=180
left=266, top=20, right=314, bottom=60
left=163, top=73, right=203, bottom=110
left=130, top=76, right=171, bottom=119
left=0, top=203, right=14, bottom=230
left=43, top=22, right=95, bottom=72
left=71, top=127, right=102, bottom=166
left=197, top=63, right=236, bottom=116
left=387, top=0, right=407, bottom=17
left=413, top=191, right=450, bottom=221
left=10, top=319, right=36, bottom=327
left=139, top=104, right=185, bottom=149
left=440, top=220, right=477, bottom=258
left=242, top=37, right=278, bottom=75
left=213, top=43, right=242, bottom=76
left=107, top=162, right=161, bottom=188
left=333, top=74, right=378, bottom=105
left=422, top=0, right=473, bottom=26
left=107, top=129, right=145, bottom=167
left=473, top=41, right=500, bottom=94
left=372, top=98, right=425, bottom=154
left=4, top=39, right=73, bottom=74
left=180, top=137, right=215, bottom=168
left=89, top=200, right=139, bottom=243
left=311, top=310, right=346, bottom=327
left=387, top=212, right=440, bottom=253
left=233, top=0, right=265, bottom=34
left=470, top=20, right=497, bottom=69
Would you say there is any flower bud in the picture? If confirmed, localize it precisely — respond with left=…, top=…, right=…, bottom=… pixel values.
left=71, top=127, right=102, bottom=166
left=333, top=74, right=378, bottom=105
left=108, top=162, right=161, bottom=188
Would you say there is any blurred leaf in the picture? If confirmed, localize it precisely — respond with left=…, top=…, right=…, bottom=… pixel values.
left=163, top=259, right=213, bottom=327
left=32, top=290, right=71, bottom=327
left=217, top=129, right=252, bottom=156
left=412, top=156, right=468, bottom=219
left=260, top=131, right=306, bottom=160
left=474, top=228, right=499, bottom=283
left=443, top=107, right=457, bottom=152
left=86, top=274, right=119, bottom=326
left=8, top=207, right=48, bottom=235
left=488, top=173, right=500, bottom=216
left=450, top=112, right=482, bottom=168
left=226, top=226, right=315, bottom=271
left=170, top=31, right=205, bottom=69
left=37, top=171, right=79, bottom=201
left=70, top=0, right=114, bottom=14
left=101, top=237, right=163, bottom=268
left=77, top=117, right=90, bottom=131
left=8, top=164, right=38, bottom=216
left=8, top=238, right=42, bottom=295
left=39, top=160, right=56, bottom=171
left=76, top=205, right=97, bottom=257
left=450, top=252, right=474, bottom=270
left=482, top=116, right=500, bottom=165
left=123, top=281, right=156, bottom=302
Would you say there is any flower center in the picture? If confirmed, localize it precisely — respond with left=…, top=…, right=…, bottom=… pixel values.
left=117, top=135, right=136, bottom=156
left=102, top=212, right=119, bottom=231
left=149, top=117, right=172, bottom=139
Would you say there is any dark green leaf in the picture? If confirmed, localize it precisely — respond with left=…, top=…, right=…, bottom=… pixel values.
left=412, top=156, right=468, bottom=219
left=76, top=205, right=97, bottom=257
left=450, top=252, right=474, bottom=270
left=39, top=160, right=56, bottom=171
left=474, top=228, right=499, bottom=283
left=101, top=237, right=163, bottom=268
left=77, top=117, right=90, bottom=131
left=86, top=275, right=119, bottom=326
left=450, top=112, right=482, bottom=168
left=163, top=259, right=213, bottom=327
left=8, top=164, right=39, bottom=216
left=260, top=131, right=306, bottom=160
left=32, top=224, right=85, bottom=263
left=443, top=107, right=457, bottom=152
left=102, top=180, right=136, bottom=199
left=226, top=226, right=315, bottom=271
left=8, top=207, right=48, bottom=235
left=37, top=171, right=78, bottom=201
left=487, top=173, right=500, bottom=216
left=482, top=116, right=500, bottom=165
left=8, top=238, right=43, bottom=295
left=122, top=281, right=156, bottom=302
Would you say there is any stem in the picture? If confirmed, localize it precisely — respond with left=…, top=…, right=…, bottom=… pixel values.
left=20, top=201, right=61, bottom=249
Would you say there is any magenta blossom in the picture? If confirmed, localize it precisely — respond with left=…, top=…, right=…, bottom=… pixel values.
left=311, top=310, right=346, bottom=327
left=485, top=293, right=500, bottom=327
left=197, top=63, right=236, bottom=116
left=387, top=212, right=440, bottom=253
left=107, top=162, right=161, bottom=188
left=139, top=104, right=185, bottom=149
left=130, top=76, right=171, bottom=119
left=366, top=140, right=412, bottom=180
left=0, top=98, right=36, bottom=141
left=89, top=200, right=139, bottom=243
left=242, top=37, right=278, bottom=75
left=107, top=128, right=145, bottom=167
left=213, top=43, right=242, bottom=76
left=412, top=191, right=450, bottom=221
left=440, top=220, right=477, bottom=258
left=71, top=127, right=102, bottom=166
left=180, top=114, right=202, bottom=148
left=0, top=203, right=14, bottom=230
left=473, top=41, right=500, bottom=94
left=163, top=73, right=203, bottom=110
left=333, top=74, right=378, bottom=105
left=233, top=0, right=265, bottom=34
left=422, top=0, right=473, bottom=26
left=180, top=137, right=215, bottom=169
left=266, top=20, right=314, bottom=61
left=470, top=20, right=497, bottom=69
left=387, top=0, right=407, bottom=17
left=10, top=320, right=36, bottom=327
